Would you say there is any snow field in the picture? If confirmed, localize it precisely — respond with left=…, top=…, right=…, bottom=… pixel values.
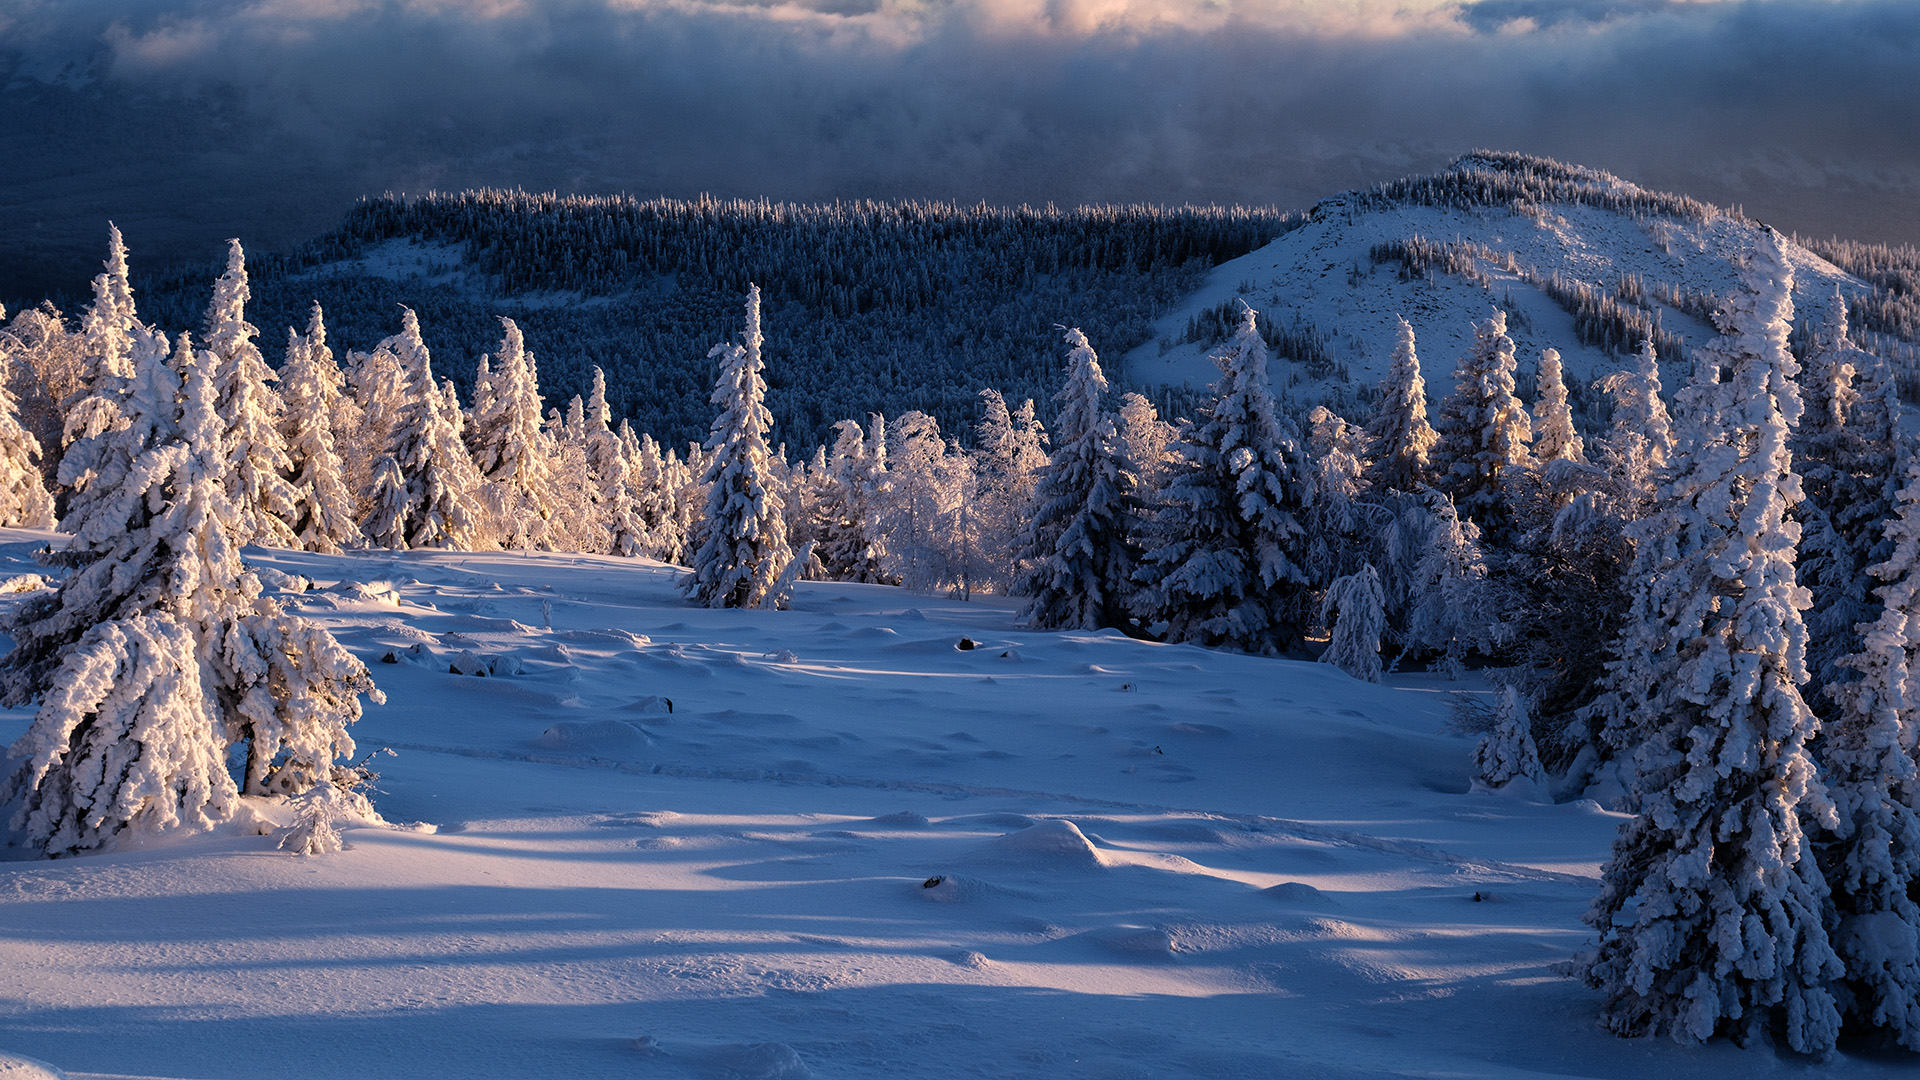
left=0, top=534, right=1896, bottom=1078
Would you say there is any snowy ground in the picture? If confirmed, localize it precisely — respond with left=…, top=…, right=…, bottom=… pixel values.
left=0, top=531, right=1905, bottom=1079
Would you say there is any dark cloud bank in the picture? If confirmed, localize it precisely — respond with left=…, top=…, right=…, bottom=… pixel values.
left=4, top=0, right=1919, bottom=302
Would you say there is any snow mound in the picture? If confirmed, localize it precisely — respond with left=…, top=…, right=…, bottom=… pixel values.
left=618, top=695, right=675, bottom=716
left=866, top=810, right=929, bottom=828
left=379, top=643, right=436, bottom=666
left=972, top=819, right=1109, bottom=871
left=443, top=614, right=537, bottom=634
left=0, top=1053, right=65, bottom=1079
left=555, top=627, right=651, bottom=647
left=251, top=567, right=310, bottom=593
left=1085, top=925, right=1176, bottom=956
left=536, top=719, right=651, bottom=757
left=915, top=873, right=1040, bottom=904
left=1263, top=882, right=1333, bottom=905
left=323, top=579, right=400, bottom=605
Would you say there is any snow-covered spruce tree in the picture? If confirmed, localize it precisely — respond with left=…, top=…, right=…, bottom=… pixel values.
left=1531, top=348, right=1584, bottom=465
left=1319, top=564, right=1384, bottom=683
left=1403, top=490, right=1502, bottom=675
left=971, top=391, right=1047, bottom=589
left=1430, top=309, right=1533, bottom=532
left=0, top=346, right=54, bottom=528
left=1131, top=305, right=1310, bottom=653
left=584, top=368, right=645, bottom=557
left=1593, top=339, right=1675, bottom=507
left=811, top=417, right=891, bottom=583
left=1579, top=230, right=1843, bottom=1053
left=547, top=395, right=601, bottom=552
left=344, top=340, right=406, bottom=523
left=0, top=332, right=380, bottom=855
left=62, top=225, right=147, bottom=458
left=1474, top=686, right=1546, bottom=793
left=875, top=410, right=973, bottom=594
left=1818, top=457, right=1920, bottom=1047
left=1796, top=288, right=1901, bottom=699
left=683, top=285, right=804, bottom=609
left=1007, top=327, right=1143, bottom=631
left=365, top=309, right=486, bottom=550
left=277, top=306, right=361, bottom=553
left=1303, top=404, right=1369, bottom=589
left=1365, top=316, right=1438, bottom=493
left=468, top=318, right=560, bottom=551
left=0, top=302, right=87, bottom=489
left=1116, top=391, right=1177, bottom=501
left=202, top=240, right=299, bottom=549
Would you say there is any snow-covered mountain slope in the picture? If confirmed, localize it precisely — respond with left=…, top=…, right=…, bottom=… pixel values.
left=0, top=531, right=1902, bottom=1078
left=1128, top=154, right=1867, bottom=413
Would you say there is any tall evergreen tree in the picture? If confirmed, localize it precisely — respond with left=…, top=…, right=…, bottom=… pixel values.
left=1531, top=348, right=1584, bottom=464
left=1131, top=305, right=1309, bottom=653
left=1365, top=316, right=1438, bottom=493
left=366, top=309, right=487, bottom=550
left=0, top=345, right=54, bottom=529
left=469, top=318, right=560, bottom=551
left=1579, top=230, right=1843, bottom=1053
left=1819, top=456, right=1920, bottom=1048
left=1431, top=309, right=1533, bottom=529
left=1010, top=327, right=1142, bottom=631
left=584, top=367, right=645, bottom=557
left=684, top=285, right=802, bottom=609
left=203, top=240, right=299, bottom=548
left=278, top=306, right=361, bottom=553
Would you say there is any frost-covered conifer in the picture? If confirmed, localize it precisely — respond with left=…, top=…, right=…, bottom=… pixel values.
left=1819, top=459, right=1920, bottom=1047
left=0, top=348, right=53, bottom=528
left=1131, top=305, right=1309, bottom=652
left=1431, top=309, right=1533, bottom=528
left=1319, top=565, right=1384, bottom=683
left=547, top=395, right=600, bottom=552
left=811, top=417, right=890, bottom=583
left=1580, top=230, right=1843, bottom=1053
left=875, top=411, right=973, bottom=594
left=1531, top=348, right=1584, bottom=464
left=1403, top=491, right=1500, bottom=674
left=202, top=240, right=299, bottom=548
left=1303, top=405, right=1368, bottom=588
left=584, top=368, right=645, bottom=557
left=1116, top=391, right=1176, bottom=499
left=972, top=390, right=1048, bottom=589
left=1796, top=289, right=1901, bottom=696
left=469, top=318, right=560, bottom=551
left=63, top=225, right=148, bottom=457
left=366, top=309, right=487, bottom=550
left=1011, top=328, right=1143, bottom=632
left=1, top=331, right=379, bottom=855
left=345, top=339, right=407, bottom=525
left=684, top=286, right=803, bottom=609
left=1593, top=340, right=1674, bottom=506
left=278, top=306, right=361, bottom=553
left=1365, top=316, right=1438, bottom=492
left=1474, top=686, right=1546, bottom=792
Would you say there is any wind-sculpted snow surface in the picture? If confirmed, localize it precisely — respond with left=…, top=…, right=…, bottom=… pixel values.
left=0, top=530, right=1903, bottom=1076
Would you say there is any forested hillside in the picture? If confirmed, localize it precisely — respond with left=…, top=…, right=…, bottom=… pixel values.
left=135, top=196, right=1298, bottom=448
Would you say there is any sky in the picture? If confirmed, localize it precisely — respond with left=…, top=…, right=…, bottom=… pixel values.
left=4, top=0, right=1919, bottom=301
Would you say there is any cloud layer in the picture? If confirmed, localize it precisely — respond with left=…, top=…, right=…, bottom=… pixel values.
left=5, top=0, right=1920, bottom=298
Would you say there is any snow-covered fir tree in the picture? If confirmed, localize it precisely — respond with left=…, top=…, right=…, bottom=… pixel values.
left=1593, top=339, right=1675, bottom=507
left=0, top=345, right=54, bottom=528
left=1, top=330, right=379, bottom=855
left=202, top=240, right=299, bottom=548
left=875, top=410, right=974, bottom=595
left=1303, top=405, right=1369, bottom=588
left=468, top=318, right=561, bottom=551
left=811, top=417, right=891, bottom=583
left=1365, top=316, right=1438, bottom=493
left=344, top=337, right=408, bottom=524
left=1819, top=456, right=1920, bottom=1048
left=1131, top=304, right=1310, bottom=653
left=277, top=305, right=361, bottom=553
left=1115, top=391, right=1177, bottom=500
left=63, top=225, right=147, bottom=457
left=1319, top=564, right=1384, bottom=683
left=1430, top=309, right=1533, bottom=529
left=365, top=309, right=487, bottom=550
left=1796, top=288, right=1902, bottom=699
left=1580, top=230, right=1843, bottom=1053
left=684, top=285, right=803, bottom=609
left=1531, top=348, right=1584, bottom=464
left=1010, top=327, right=1143, bottom=632
left=1402, top=490, right=1501, bottom=674
left=1473, top=686, right=1546, bottom=793
left=584, top=368, right=645, bottom=557
left=972, top=392, right=1048, bottom=589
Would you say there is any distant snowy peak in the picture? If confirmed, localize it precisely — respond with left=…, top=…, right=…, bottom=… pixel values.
left=1128, top=152, right=1878, bottom=420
